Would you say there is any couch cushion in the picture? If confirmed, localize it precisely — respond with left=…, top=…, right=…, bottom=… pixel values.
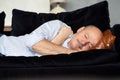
left=111, top=24, right=120, bottom=56
left=0, top=11, right=5, bottom=34
left=11, top=1, right=110, bottom=36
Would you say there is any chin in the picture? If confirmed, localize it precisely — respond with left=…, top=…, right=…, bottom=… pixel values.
left=81, top=48, right=89, bottom=51
left=70, top=44, right=77, bottom=50
left=69, top=41, right=78, bottom=50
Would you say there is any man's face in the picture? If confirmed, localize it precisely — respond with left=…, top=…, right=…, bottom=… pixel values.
left=69, top=26, right=102, bottom=51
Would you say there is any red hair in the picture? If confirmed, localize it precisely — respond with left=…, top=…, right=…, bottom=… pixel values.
left=90, top=29, right=116, bottom=50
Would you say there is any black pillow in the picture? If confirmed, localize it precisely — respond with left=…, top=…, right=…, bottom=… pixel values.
left=111, top=24, right=120, bottom=38
left=11, top=10, right=57, bottom=36
left=11, top=1, right=110, bottom=36
left=57, top=1, right=110, bottom=33
left=0, top=11, right=5, bottom=34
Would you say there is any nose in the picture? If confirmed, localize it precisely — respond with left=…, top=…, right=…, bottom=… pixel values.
left=82, top=42, right=90, bottom=46
left=81, top=39, right=89, bottom=46
left=77, top=39, right=90, bottom=49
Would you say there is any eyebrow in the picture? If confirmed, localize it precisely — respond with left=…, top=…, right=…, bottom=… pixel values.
left=85, top=33, right=89, bottom=39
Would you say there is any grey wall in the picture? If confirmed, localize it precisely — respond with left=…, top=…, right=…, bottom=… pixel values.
left=108, top=0, right=120, bottom=27
left=62, top=0, right=120, bottom=27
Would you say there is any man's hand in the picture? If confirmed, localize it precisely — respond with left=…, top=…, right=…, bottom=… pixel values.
left=58, top=26, right=73, bottom=39
left=51, top=26, right=73, bottom=45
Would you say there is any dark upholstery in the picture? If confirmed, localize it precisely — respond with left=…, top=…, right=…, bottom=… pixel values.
left=111, top=24, right=120, bottom=38
left=111, top=24, right=120, bottom=60
left=0, top=11, right=5, bottom=34
left=11, top=1, right=110, bottom=36
left=1, top=1, right=120, bottom=77
left=0, top=49, right=119, bottom=77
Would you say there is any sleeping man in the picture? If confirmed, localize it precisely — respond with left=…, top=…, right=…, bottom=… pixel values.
left=0, top=20, right=103, bottom=57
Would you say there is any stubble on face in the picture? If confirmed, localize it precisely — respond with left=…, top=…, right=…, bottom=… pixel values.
left=68, top=26, right=103, bottom=51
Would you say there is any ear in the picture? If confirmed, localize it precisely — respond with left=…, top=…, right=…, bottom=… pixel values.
left=77, top=27, right=85, bottom=33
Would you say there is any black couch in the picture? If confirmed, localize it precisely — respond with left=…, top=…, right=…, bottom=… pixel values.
left=1, top=1, right=120, bottom=77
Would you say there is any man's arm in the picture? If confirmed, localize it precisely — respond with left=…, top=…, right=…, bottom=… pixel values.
left=51, top=26, right=73, bottom=45
left=32, top=39, right=77, bottom=55
left=32, top=26, right=76, bottom=55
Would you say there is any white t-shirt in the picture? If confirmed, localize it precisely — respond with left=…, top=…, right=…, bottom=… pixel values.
left=0, top=20, right=73, bottom=57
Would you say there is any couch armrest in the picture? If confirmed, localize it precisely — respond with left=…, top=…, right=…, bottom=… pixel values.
left=111, top=24, right=120, bottom=38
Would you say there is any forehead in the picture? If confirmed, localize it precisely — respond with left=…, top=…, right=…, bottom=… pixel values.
left=84, top=28, right=102, bottom=45
left=89, top=34, right=100, bottom=45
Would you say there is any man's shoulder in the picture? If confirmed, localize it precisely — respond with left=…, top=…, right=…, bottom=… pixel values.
left=48, top=20, right=68, bottom=26
left=42, top=19, right=70, bottom=29
left=47, top=19, right=63, bottom=23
